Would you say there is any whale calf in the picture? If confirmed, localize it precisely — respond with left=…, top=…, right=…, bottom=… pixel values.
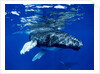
left=20, top=29, right=83, bottom=61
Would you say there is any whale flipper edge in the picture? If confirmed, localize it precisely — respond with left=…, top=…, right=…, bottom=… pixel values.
left=20, top=40, right=37, bottom=54
left=32, top=49, right=46, bottom=61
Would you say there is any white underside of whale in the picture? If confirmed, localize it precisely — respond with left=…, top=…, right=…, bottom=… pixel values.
left=40, top=46, right=61, bottom=51
left=20, top=40, right=62, bottom=62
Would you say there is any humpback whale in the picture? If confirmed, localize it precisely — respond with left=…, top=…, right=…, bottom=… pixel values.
left=20, top=28, right=83, bottom=61
left=20, top=4, right=83, bottom=62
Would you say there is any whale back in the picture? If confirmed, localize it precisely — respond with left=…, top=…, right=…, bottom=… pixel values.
left=29, top=30, right=83, bottom=50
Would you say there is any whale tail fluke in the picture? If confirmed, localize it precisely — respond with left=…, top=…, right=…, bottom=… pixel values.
left=32, top=49, right=46, bottom=61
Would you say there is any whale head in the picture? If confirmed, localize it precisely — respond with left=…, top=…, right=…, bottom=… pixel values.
left=29, top=30, right=83, bottom=51
left=57, top=36, right=83, bottom=50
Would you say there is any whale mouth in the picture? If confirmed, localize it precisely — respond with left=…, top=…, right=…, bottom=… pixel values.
left=67, top=41, right=83, bottom=50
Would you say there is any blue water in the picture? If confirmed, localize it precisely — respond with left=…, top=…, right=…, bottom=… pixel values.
left=5, top=4, right=94, bottom=70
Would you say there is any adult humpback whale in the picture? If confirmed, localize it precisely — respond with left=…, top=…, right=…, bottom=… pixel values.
left=20, top=28, right=83, bottom=61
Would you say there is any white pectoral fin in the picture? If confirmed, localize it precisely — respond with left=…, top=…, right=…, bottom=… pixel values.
left=20, top=40, right=37, bottom=55
left=32, top=49, right=46, bottom=62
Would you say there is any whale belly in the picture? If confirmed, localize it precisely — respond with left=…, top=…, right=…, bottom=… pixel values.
left=40, top=46, right=61, bottom=51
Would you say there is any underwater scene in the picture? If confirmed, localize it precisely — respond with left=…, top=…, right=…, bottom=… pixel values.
left=5, top=4, right=94, bottom=70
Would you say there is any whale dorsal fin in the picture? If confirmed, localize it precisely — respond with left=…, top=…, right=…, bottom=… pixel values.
left=32, top=49, right=46, bottom=62
left=20, top=40, right=37, bottom=54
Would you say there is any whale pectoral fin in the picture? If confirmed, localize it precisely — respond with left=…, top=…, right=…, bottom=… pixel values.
left=32, top=49, right=46, bottom=62
left=20, top=40, right=37, bottom=55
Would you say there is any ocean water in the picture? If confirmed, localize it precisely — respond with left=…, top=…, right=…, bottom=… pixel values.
left=5, top=4, right=94, bottom=70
